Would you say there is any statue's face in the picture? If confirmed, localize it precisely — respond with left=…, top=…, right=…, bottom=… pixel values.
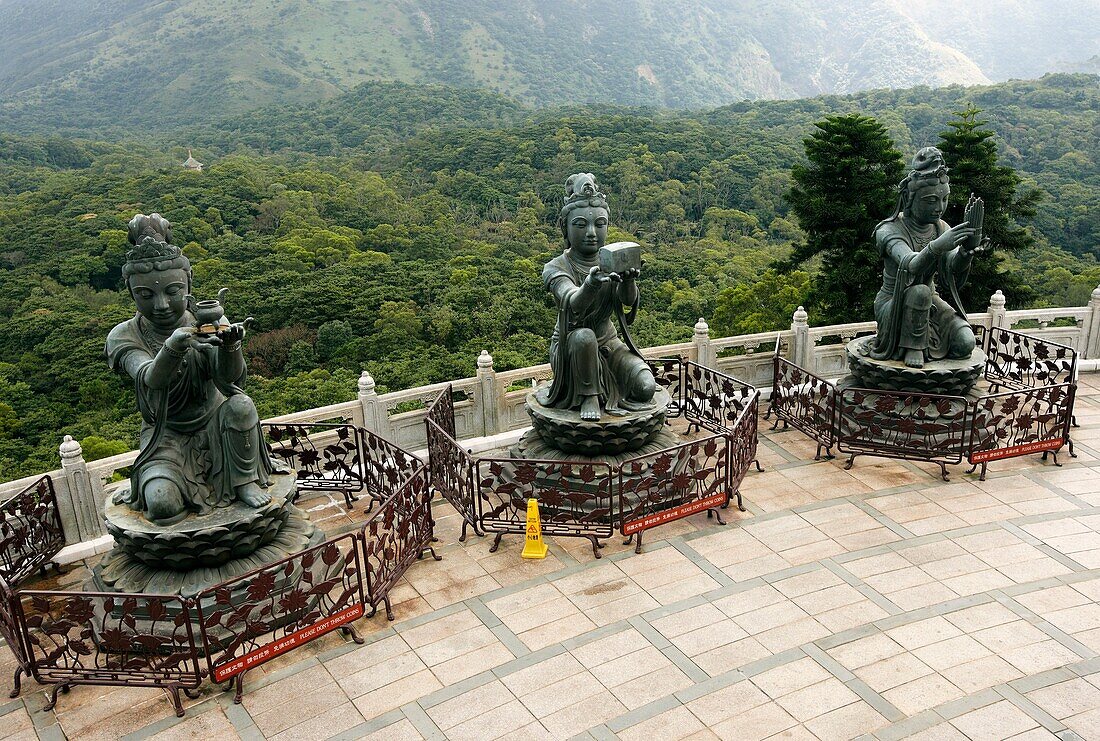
left=130, top=268, right=190, bottom=330
left=907, top=182, right=950, bottom=225
left=566, top=206, right=609, bottom=257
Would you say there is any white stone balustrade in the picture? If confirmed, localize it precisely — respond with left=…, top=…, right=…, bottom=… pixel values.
left=6, top=285, right=1100, bottom=561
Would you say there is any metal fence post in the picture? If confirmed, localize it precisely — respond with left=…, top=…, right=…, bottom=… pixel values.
left=791, top=306, right=811, bottom=369
left=57, top=436, right=106, bottom=544
left=477, top=350, right=500, bottom=436
left=694, top=317, right=713, bottom=368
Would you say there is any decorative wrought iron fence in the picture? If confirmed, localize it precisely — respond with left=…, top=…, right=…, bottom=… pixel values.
left=967, top=383, right=1076, bottom=480
left=836, top=389, right=971, bottom=481
left=618, top=435, right=729, bottom=553
left=682, top=360, right=756, bottom=435
left=985, top=328, right=1077, bottom=391
left=426, top=387, right=482, bottom=540
left=360, top=469, right=441, bottom=621
left=264, top=422, right=366, bottom=509
left=17, top=590, right=202, bottom=716
left=195, top=533, right=365, bottom=703
left=477, top=458, right=614, bottom=558
left=0, top=576, right=30, bottom=699
left=767, top=356, right=837, bottom=460
left=728, top=393, right=761, bottom=512
left=0, top=476, right=65, bottom=586
left=649, top=357, right=685, bottom=417
left=360, top=427, right=423, bottom=512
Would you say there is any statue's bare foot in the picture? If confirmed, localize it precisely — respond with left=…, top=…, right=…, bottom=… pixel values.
left=580, top=395, right=601, bottom=421
left=237, top=482, right=272, bottom=508
left=904, top=349, right=924, bottom=368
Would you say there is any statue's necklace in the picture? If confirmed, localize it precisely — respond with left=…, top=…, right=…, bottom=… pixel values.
left=902, top=218, right=936, bottom=251
left=138, top=316, right=172, bottom=353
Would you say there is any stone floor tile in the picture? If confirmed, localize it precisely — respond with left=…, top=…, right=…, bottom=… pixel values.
left=709, top=700, right=797, bottom=741
left=355, top=718, right=424, bottom=741
left=500, top=652, right=586, bottom=696
left=940, top=654, right=1024, bottom=694
left=516, top=669, right=604, bottom=718
left=942, top=601, right=1017, bottom=632
left=886, top=616, right=963, bottom=651
left=517, top=612, right=598, bottom=650
left=803, top=700, right=888, bottom=741
left=1002, top=639, right=1083, bottom=674
left=694, top=635, right=773, bottom=676
left=244, top=665, right=349, bottom=737
left=619, top=706, right=710, bottom=741
left=571, top=627, right=650, bottom=668
left=589, top=645, right=670, bottom=688
left=713, top=583, right=786, bottom=618
left=972, top=620, right=1050, bottom=653
left=337, top=648, right=426, bottom=698
left=351, top=668, right=443, bottom=720
left=1026, top=676, right=1100, bottom=719
left=651, top=603, right=728, bottom=640
left=671, top=617, right=749, bottom=657
left=147, top=709, right=241, bottom=740
left=774, top=677, right=860, bottom=722
left=949, top=699, right=1040, bottom=741
left=269, top=701, right=364, bottom=741
left=1065, top=707, right=1100, bottom=738
left=817, top=599, right=890, bottom=633
left=539, top=688, right=626, bottom=738
left=425, top=679, right=515, bottom=730
left=904, top=722, right=970, bottom=740
left=826, top=632, right=906, bottom=670
left=613, top=663, right=694, bottom=709
left=888, top=581, right=961, bottom=611
left=856, top=651, right=934, bottom=693
left=912, top=634, right=993, bottom=671
left=686, top=678, right=770, bottom=728
left=751, top=657, right=832, bottom=698
left=445, top=698, right=539, bottom=741
left=882, top=672, right=966, bottom=716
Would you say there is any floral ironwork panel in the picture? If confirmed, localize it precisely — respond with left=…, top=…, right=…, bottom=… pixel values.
left=477, top=458, right=614, bottom=540
left=683, top=361, right=755, bottom=435
left=263, top=422, right=365, bottom=508
left=359, top=427, right=424, bottom=512
left=425, top=417, right=480, bottom=539
left=768, top=357, right=837, bottom=453
left=0, top=476, right=65, bottom=586
left=985, top=328, right=1076, bottom=391
left=648, top=357, right=685, bottom=418
left=18, top=590, right=201, bottom=714
left=426, top=385, right=458, bottom=440
left=195, top=533, right=365, bottom=694
left=728, top=393, right=760, bottom=509
left=360, top=469, right=439, bottom=621
left=0, top=576, right=30, bottom=698
left=618, top=434, right=729, bottom=538
left=969, top=383, right=1074, bottom=467
left=837, top=389, right=970, bottom=464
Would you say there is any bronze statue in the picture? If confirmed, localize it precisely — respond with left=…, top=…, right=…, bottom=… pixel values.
left=106, top=214, right=276, bottom=524
left=536, top=174, right=656, bottom=422
left=869, top=147, right=985, bottom=369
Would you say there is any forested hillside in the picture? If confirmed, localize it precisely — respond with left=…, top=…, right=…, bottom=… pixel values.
left=0, top=74, right=1097, bottom=480
left=1, top=0, right=1098, bottom=132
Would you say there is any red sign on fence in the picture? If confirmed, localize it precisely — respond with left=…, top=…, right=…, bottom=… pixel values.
left=969, top=438, right=1064, bottom=463
left=212, top=604, right=364, bottom=682
left=622, top=492, right=728, bottom=535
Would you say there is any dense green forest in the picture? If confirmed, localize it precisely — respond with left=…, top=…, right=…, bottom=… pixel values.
left=0, top=74, right=1098, bottom=480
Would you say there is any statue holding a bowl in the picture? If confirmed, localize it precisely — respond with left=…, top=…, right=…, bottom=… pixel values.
left=105, top=213, right=277, bottom=524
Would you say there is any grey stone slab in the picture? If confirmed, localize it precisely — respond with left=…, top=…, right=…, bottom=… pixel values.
left=669, top=539, right=736, bottom=587
left=814, top=623, right=880, bottom=651
left=934, top=688, right=1005, bottom=721
left=562, top=621, right=634, bottom=652
left=402, top=701, right=446, bottom=741
left=465, top=594, right=504, bottom=629
left=604, top=692, right=684, bottom=733
left=802, top=643, right=856, bottom=683
left=416, top=669, right=498, bottom=711
left=821, top=559, right=903, bottom=615
left=627, top=615, right=672, bottom=650
left=739, top=647, right=808, bottom=679
left=1010, top=667, right=1079, bottom=694
left=0, top=699, right=22, bottom=719
left=490, top=623, right=531, bottom=659
left=328, top=708, right=407, bottom=741
left=1068, top=656, right=1100, bottom=677
left=394, top=601, right=467, bottom=632
left=872, top=711, right=947, bottom=741
left=849, top=498, right=916, bottom=540
left=846, top=676, right=905, bottom=723
left=123, top=700, right=223, bottom=741
left=659, top=644, right=710, bottom=684
left=997, top=684, right=1067, bottom=734
left=587, top=725, right=620, bottom=741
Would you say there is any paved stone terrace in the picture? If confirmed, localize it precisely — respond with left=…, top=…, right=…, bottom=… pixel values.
left=4, top=375, right=1100, bottom=739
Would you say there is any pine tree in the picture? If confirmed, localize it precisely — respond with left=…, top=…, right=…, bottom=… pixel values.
left=785, top=114, right=905, bottom=324
left=937, top=105, right=1042, bottom=308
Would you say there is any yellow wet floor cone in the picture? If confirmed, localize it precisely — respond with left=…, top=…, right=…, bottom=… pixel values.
left=521, top=498, right=548, bottom=559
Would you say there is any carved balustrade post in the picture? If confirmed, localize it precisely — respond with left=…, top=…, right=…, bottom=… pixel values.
left=988, top=290, right=1007, bottom=332
left=477, top=349, right=501, bottom=437
left=1083, top=284, right=1100, bottom=360
left=57, top=435, right=107, bottom=544
left=790, top=305, right=812, bottom=370
left=358, top=369, right=385, bottom=435
left=694, top=317, right=713, bottom=368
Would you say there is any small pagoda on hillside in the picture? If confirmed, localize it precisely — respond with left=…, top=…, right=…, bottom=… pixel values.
left=182, top=149, right=203, bottom=172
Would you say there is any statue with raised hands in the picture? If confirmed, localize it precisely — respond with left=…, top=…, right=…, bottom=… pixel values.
left=868, top=147, right=987, bottom=369
left=536, top=173, right=656, bottom=422
left=106, top=213, right=278, bottom=524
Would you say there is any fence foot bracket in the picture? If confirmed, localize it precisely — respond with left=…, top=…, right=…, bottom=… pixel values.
left=42, top=682, right=71, bottom=712
left=588, top=536, right=604, bottom=559
left=341, top=625, right=366, bottom=645
left=706, top=507, right=727, bottom=526
left=8, top=666, right=22, bottom=699
left=489, top=533, right=505, bottom=553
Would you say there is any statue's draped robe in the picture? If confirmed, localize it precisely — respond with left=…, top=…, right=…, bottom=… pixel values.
left=537, top=252, right=648, bottom=411
left=106, top=315, right=274, bottom=515
left=870, top=218, right=973, bottom=361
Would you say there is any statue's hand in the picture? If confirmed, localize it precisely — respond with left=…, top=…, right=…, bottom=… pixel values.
left=963, top=195, right=984, bottom=251
left=217, top=322, right=246, bottom=347
left=621, top=267, right=640, bottom=284
left=585, top=265, right=612, bottom=287
left=929, top=223, right=976, bottom=256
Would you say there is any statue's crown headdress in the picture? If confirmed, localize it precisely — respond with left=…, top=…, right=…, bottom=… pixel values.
left=903, top=147, right=949, bottom=190
left=562, top=173, right=609, bottom=211
left=125, top=213, right=181, bottom=263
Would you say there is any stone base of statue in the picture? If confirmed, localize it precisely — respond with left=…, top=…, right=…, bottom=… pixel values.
left=525, top=386, right=670, bottom=456
left=846, top=336, right=985, bottom=396
left=92, top=473, right=324, bottom=597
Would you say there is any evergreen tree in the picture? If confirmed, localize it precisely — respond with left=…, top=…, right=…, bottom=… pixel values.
left=937, top=105, right=1042, bottom=309
left=785, top=114, right=905, bottom=324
